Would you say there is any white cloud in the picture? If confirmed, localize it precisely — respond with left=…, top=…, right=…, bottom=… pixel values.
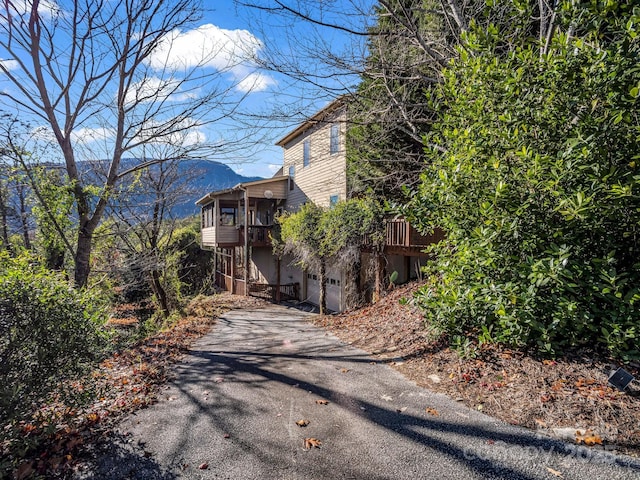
left=0, top=59, right=19, bottom=71
left=267, top=163, right=281, bottom=173
left=146, top=24, right=275, bottom=93
left=70, top=127, right=115, bottom=144
left=125, top=76, right=198, bottom=105
left=236, top=72, right=277, bottom=93
left=0, top=0, right=59, bottom=21
left=134, top=118, right=206, bottom=148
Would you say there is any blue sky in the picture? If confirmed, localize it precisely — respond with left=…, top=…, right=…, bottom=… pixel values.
left=0, top=0, right=374, bottom=179
left=204, top=0, right=375, bottom=178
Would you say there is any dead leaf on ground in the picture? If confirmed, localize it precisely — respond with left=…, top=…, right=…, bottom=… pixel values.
left=199, top=462, right=209, bottom=470
left=304, top=438, right=322, bottom=449
left=340, top=368, right=350, bottom=373
left=296, top=419, right=310, bottom=427
left=316, top=399, right=329, bottom=405
left=15, top=461, right=34, bottom=480
left=425, top=407, right=439, bottom=416
left=575, top=430, right=603, bottom=446
left=546, top=466, right=563, bottom=477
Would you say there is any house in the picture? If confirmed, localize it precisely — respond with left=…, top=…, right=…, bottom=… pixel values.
left=196, top=98, right=444, bottom=312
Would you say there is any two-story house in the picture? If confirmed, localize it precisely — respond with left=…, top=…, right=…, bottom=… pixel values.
left=197, top=98, right=443, bottom=312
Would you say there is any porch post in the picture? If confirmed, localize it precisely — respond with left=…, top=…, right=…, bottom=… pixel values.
left=243, top=189, right=249, bottom=296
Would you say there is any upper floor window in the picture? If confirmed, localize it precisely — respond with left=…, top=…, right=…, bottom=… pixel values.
left=303, top=139, right=310, bottom=167
left=220, top=206, right=237, bottom=226
left=202, top=203, right=214, bottom=228
left=288, top=165, right=295, bottom=191
left=330, top=123, right=340, bottom=154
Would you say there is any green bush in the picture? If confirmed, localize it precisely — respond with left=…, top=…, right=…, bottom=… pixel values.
left=0, top=252, right=108, bottom=423
left=409, top=3, right=640, bottom=359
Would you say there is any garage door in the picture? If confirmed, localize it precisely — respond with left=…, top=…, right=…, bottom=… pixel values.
left=306, top=269, right=343, bottom=312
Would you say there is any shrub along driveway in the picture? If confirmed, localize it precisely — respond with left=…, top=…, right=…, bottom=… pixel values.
left=77, top=304, right=640, bottom=479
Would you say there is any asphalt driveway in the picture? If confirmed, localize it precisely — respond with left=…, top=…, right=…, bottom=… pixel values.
left=77, top=304, right=640, bottom=479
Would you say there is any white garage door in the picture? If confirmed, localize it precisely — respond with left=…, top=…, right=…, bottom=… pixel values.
left=306, top=268, right=343, bottom=312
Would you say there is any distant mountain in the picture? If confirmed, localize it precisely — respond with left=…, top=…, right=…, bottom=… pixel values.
left=172, top=159, right=264, bottom=218
left=1, top=159, right=264, bottom=236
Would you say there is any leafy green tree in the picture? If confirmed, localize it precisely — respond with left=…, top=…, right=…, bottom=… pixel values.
left=277, top=199, right=385, bottom=312
left=277, top=203, right=329, bottom=312
left=409, top=1, right=640, bottom=358
left=30, top=167, right=75, bottom=270
left=0, top=252, right=108, bottom=424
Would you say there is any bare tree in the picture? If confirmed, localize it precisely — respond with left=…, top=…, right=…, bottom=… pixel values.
left=0, top=0, right=259, bottom=287
left=238, top=0, right=560, bottom=197
left=105, top=142, right=202, bottom=317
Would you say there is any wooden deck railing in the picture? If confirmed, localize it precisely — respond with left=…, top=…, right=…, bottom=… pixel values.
left=363, top=218, right=444, bottom=248
left=248, top=225, right=273, bottom=247
left=249, top=282, right=299, bottom=302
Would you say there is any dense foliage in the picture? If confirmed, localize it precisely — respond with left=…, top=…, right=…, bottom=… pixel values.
left=276, top=199, right=384, bottom=311
left=0, top=252, right=108, bottom=423
left=409, top=1, right=640, bottom=359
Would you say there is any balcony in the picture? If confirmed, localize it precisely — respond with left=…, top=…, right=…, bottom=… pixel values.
left=363, top=218, right=445, bottom=253
left=385, top=219, right=444, bottom=248
left=247, top=225, right=273, bottom=247
left=201, top=224, right=274, bottom=249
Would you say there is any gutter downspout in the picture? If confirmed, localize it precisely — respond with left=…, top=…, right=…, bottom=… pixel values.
left=241, top=186, right=249, bottom=296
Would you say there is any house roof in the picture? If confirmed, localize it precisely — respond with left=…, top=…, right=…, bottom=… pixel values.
left=195, top=175, right=289, bottom=206
left=275, top=96, right=347, bottom=148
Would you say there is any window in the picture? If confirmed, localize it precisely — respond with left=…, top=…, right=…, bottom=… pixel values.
left=220, top=207, right=237, bottom=226
left=329, top=194, right=339, bottom=208
left=330, top=123, right=339, bottom=154
left=289, top=165, right=295, bottom=191
left=202, top=203, right=214, bottom=228
left=303, top=139, right=310, bottom=167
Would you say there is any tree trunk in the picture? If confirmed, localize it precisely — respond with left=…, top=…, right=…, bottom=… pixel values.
left=0, top=186, right=11, bottom=254
left=345, top=249, right=361, bottom=310
left=318, top=260, right=327, bottom=315
left=275, top=256, right=281, bottom=303
left=373, top=250, right=383, bottom=303
left=74, top=227, right=94, bottom=288
left=17, top=183, right=31, bottom=250
left=150, top=268, right=171, bottom=318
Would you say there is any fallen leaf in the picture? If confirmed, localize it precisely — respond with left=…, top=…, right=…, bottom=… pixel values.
left=534, top=418, right=547, bottom=428
left=86, top=412, right=100, bottom=422
left=304, top=438, right=322, bottom=449
left=396, top=407, right=408, bottom=413
left=381, top=394, right=393, bottom=401
left=340, top=368, right=350, bottom=373
left=199, top=462, right=209, bottom=470
left=575, top=430, right=603, bottom=446
left=223, top=433, right=230, bottom=439
left=316, top=399, right=329, bottom=405
left=542, top=360, right=556, bottom=366
left=296, top=419, right=310, bottom=427
left=15, top=461, right=34, bottom=480
left=425, top=407, right=439, bottom=416
left=546, top=466, right=563, bottom=478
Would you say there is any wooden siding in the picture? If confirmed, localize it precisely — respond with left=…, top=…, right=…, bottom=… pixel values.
left=201, top=225, right=240, bottom=247
left=201, top=227, right=216, bottom=247
left=281, top=107, right=347, bottom=211
left=245, top=178, right=287, bottom=199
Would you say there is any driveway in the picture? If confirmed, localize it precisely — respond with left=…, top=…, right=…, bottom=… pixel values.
left=77, top=304, right=640, bottom=479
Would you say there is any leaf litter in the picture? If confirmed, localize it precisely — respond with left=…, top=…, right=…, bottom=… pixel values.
left=313, top=281, right=640, bottom=457
left=2, top=293, right=270, bottom=479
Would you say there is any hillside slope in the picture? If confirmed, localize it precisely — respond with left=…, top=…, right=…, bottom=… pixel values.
left=314, top=281, right=640, bottom=457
